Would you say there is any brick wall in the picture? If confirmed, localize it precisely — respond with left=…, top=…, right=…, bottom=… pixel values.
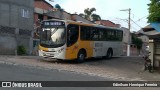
left=34, top=0, right=53, bottom=10
left=34, top=0, right=54, bottom=23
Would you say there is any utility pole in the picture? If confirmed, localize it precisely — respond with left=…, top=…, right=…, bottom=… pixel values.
left=120, top=8, right=131, bottom=56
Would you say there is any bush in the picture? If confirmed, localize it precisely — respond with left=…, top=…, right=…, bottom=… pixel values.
left=17, top=45, right=26, bottom=55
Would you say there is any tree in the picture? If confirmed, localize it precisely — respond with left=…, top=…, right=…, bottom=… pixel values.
left=132, top=34, right=143, bottom=52
left=79, top=8, right=101, bottom=21
left=147, top=0, right=160, bottom=22
left=91, top=14, right=101, bottom=21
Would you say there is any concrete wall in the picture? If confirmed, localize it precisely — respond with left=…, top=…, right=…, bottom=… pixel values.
left=0, top=34, right=16, bottom=55
left=0, top=0, right=34, bottom=55
left=121, top=27, right=130, bottom=44
left=0, top=32, right=32, bottom=55
left=0, top=0, right=34, bottom=30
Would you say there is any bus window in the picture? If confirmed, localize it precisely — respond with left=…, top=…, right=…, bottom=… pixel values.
left=81, top=26, right=87, bottom=40
left=119, top=31, right=123, bottom=41
left=80, top=26, right=92, bottom=40
left=67, top=24, right=79, bottom=47
left=103, top=28, right=108, bottom=41
left=99, top=28, right=105, bottom=41
left=107, top=30, right=112, bottom=40
left=91, top=27, right=99, bottom=41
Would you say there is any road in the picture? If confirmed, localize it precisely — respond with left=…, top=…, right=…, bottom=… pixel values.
left=0, top=62, right=159, bottom=90
left=0, top=63, right=108, bottom=81
left=0, top=56, right=160, bottom=90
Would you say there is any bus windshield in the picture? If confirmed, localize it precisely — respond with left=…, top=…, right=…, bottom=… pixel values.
left=40, top=27, right=66, bottom=47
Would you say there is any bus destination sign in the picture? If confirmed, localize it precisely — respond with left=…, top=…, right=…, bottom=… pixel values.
left=43, top=21, right=64, bottom=26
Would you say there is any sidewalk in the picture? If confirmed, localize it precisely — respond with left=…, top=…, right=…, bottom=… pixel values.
left=109, top=57, right=160, bottom=81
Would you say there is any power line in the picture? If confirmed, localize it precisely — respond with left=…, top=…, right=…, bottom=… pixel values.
left=130, top=13, right=140, bottom=19
left=134, top=15, right=148, bottom=22
left=130, top=19, right=142, bottom=28
left=111, top=17, right=146, bottom=31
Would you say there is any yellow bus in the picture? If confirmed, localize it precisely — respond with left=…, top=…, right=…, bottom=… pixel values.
left=39, top=19, right=123, bottom=62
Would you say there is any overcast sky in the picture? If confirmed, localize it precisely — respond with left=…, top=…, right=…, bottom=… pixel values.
left=46, top=0, right=150, bottom=32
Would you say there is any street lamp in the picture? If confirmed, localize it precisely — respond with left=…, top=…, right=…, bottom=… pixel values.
left=120, top=8, right=131, bottom=56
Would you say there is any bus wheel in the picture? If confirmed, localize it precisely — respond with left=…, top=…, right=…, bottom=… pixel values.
left=77, top=50, right=86, bottom=63
left=106, top=49, right=113, bottom=59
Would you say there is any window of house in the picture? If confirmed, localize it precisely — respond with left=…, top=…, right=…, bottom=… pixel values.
left=21, top=9, right=30, bottom=18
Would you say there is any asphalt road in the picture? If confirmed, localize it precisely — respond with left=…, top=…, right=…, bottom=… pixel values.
left=0, top=63, right=108, bottom=81
left=0, top=62, right=159, bottom=90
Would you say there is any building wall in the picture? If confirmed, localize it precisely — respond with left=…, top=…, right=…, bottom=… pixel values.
left=34, top=0, right=54, bottom=22
left=34, top=0, right=53, bottom=10
left=0, top=0, right=34, bottom=55
left=138, top=35, right=149, bottom=43
left=0, top=0, right=34, bottom=30
left=121, top=27, right=139, bottom=56
left=0, top=34, right=17, bottom=55
left=138, top=35, right=149, bottom=55
left=121, top=27, right=130, bottom=43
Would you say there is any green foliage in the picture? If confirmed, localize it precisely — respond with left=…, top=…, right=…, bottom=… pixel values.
left=147, top=0, right=160, bottom=22
left=17, top=45, right=26, bottom=55
left=132, top=35, right=143, bottom=50
left=91, top=14, right=101, bottom=21
left=79, top=7, right=101, bottom=21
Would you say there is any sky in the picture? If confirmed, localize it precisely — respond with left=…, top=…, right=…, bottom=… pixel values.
left=46, top=0, right=150, bottom=32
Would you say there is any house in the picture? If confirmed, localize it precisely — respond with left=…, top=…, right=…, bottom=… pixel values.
left=121, top=27, right=139, bottom=56
left=136, top=25, right=150, bottom=55
left=71, top=14, right=94, bottom=24
left=0, top=0, right=34, bottom=55
left=142, top=23, right=160, bottom=69
left=95, top=20, right=120, bottom=28
left=34, top=0, right=55, bottom=38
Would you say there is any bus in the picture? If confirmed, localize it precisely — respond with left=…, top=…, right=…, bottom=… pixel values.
left=39, top=19, right=123, bottom=62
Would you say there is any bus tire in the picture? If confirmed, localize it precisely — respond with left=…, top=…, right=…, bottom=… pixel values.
left=106, top=49, right=113, bottom=59
left=77, top=50, right=86, bottom=63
